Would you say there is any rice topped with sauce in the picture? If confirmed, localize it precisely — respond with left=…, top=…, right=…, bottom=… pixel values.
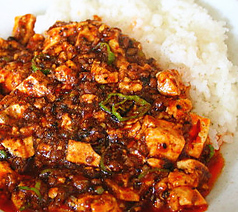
left=30, top=0, right=238, bottom=149
left=0, top=1, right=237, bottom=212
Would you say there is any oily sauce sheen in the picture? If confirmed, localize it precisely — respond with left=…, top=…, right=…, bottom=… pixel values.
left=0, top=153, right=224, bottom=212
left=0, top=14, right=224, bottom=212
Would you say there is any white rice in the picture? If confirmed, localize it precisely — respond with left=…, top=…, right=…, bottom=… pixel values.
left=8, top=0, right=238, bottom=149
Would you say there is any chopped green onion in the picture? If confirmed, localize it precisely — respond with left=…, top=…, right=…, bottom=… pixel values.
left=34, top=181, right=41, bottom=190
left=0, top=150, right=7, bottom=160
left=40, top=168, right=53, bottom=175
left=31, top=54, right=51, bottom=75
left=95, top=186, right=104, bottom=194
left=99, top=42, right=115, bottom=64
left=1, top=56, right=11, bottom=62
left=19, top=202, right=31, bottom=211
left=30, top=187, right=42, bottom=199
left=40, top=69, right=50, bottom=75
left=99, top=151, right=112, bottom=174
left=99, top=93, right=151, bottom=121
left=18, top=183, right=42, bottom=199
left=138, top=168, right=169, bottom=180
left=208, top=144, right=215, bottom=161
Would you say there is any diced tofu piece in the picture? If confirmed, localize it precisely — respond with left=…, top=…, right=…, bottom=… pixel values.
left=76, top=24, right=97, bottom=43
left=80, top=94, right=98, bottom=104
left=108, top=39, right=124, bottom=55
left=43, top=23, right=78, bottom=50
left=166, top=98, right=192, bottom=120
left=48, top=187, right=59, bottom=199
left=54, top=64, right=76, bottom=83
left=67, top=194, right=122, bottom=212
left=177, top=159, right=209, bottom=176
left=13, top=14, right=36, bottom=45
left=5, top=103, right=28, bottom=119
left=2, top=136, right=35, bottom=159
left=146, top=158, right=165, bottom=168
left=186, top=113, right=210, bottom=158
left=11, top=189, right=26, bottom=211
left=66, top=140, right=101, bottom=167
left=168, top=170, right=199, bottom=188
left=90, top=194, right=122, bottom=212
left=17, top=71, right=51, bottom=98
left=123, top=119, right=142, bottom=139
left=105, top=179, right=140, bottom=202
left=119, top=78, right=142, bottom=93
left=61, top=113, right=72, bottom=130
left=93, top=110, right=107, bottom=122
left=0, top=62, right=32, bottom=94
left=176, top=159, right=210, bottom=186
left=0, top=161, right=14, bottom=189
left=168, top=187, right=207, bottom=211
left=0, top=97, right=29, bottom=124
left=142, top=115, right=185, bottom=161
left=0, top=112, right=9, bottom=124
left=91, top=60, right=118, bottom=84
left=156, top=69, right=184, bottom=96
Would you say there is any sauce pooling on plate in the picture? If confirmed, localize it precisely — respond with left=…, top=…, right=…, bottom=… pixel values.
left=0, top=14, right=223, bottom=212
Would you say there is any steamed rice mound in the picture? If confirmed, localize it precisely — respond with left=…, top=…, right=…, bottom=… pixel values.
left=34, top=0, right=238, bottom=149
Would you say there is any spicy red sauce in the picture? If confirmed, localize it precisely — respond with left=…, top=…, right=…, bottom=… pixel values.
left=0, top=152, right=225, bottom=212
left=143, top=152, right=224, bottom=212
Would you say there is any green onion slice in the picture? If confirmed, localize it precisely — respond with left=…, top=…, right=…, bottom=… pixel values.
left=208, top=144, right=215, bottom=161
left=95, top=186, right=105, bottom=195
left=18, top=182, right=42, bottom=199
left=99, top=42, right=115, bottom=64
left=138, top=168, right=169, bottom=180
left=31, top=54, right=51, bottom=75
left=19, top=202, right=31, bottom=211
left=99, top=151, right=112, bottom=174
left=40, top=168, right=53, bottom=175
left=0, top=150, right=7, bottom=160
left=99, top=93, right=151, bottom=121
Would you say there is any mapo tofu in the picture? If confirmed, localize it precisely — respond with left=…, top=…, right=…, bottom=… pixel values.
left=0, top=14, right=222, bottom=212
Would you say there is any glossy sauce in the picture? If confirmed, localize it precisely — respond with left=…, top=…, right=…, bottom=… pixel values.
left=0, top=152, right=224, bottom=212
left=0, top=194, right=17, bottom=212
left=143, top=152, right=224, bottom=212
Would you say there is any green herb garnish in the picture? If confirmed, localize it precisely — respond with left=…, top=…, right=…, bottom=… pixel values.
left=31, top=54, right=51, bottom=75
left=99, top=42, right=115, bottom=64
left=208, top=144, right=215, bottom=161
left=99, top=151, right=112, bottom=174
left=18, top=181, right=42, bottom=199
left=95, top=186, right=105, bottom=194
left=0, top=150, right=7, bottom=160
left=99, top=93, right=151, bottom=121
left=19, top=202, right=31, bottom=211
left=138, top=168, right=169, bottom=180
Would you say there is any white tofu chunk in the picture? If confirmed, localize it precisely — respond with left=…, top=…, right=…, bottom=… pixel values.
left=177, top=159, right=209, bottom=177
left=168, top=170, right=199, bottom=188
left=156, top=69, right=184, bottom=96
left=5, top=103, right=29, bottom=119
left=186, top=113, right=210, bottom=158
left=66, top=140, right=101, bottom=167
left=91, top=60, right=118, bottom=84
left=0, top=161, right=14, bottom=189
left=17, top=71, right=51, bottom=97
left=2, top=136, right=35, bottom=159
left=67, top=194, right=122, bottom=212
left=168, top=187, right=207, bottom=211
left=143, top=115, right=185, bottom=161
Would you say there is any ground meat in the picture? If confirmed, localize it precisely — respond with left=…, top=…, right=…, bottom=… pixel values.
left=0, top=14, right=217, bottom=212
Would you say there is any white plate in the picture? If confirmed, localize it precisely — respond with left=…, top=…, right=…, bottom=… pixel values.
left=0, top=1, right=237, bottom=212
